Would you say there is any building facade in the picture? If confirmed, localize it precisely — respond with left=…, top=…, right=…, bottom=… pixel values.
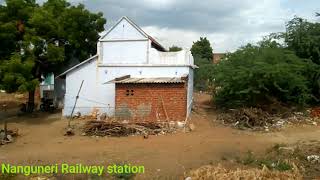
left=57, top=16, right=196, bottom=122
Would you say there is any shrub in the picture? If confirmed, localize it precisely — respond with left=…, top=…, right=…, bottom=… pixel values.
left=213, top=44, right=319, bottom=108
left=194, top=58, right=215, bottom=91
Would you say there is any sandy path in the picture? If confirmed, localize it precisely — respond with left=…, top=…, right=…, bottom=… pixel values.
left=0, top=93, right=319, bottom=179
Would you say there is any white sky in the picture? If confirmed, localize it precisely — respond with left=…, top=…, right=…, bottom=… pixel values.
left=2, top=0, right=320, bottom=52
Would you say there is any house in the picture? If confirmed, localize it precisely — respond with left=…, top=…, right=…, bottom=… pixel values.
left=40, top=73, right=54, bottom=99
left=56, top=16, right=196, bottom=122
left=212, top=53, right=226, bottom=64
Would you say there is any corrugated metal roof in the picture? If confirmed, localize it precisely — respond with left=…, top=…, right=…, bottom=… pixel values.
left=113, top=77, right=186, bottom=84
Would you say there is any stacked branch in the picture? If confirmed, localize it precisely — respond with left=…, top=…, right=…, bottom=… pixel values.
left=218, top=108, right=274, bottom=129
left=217, top=107, right=318, bottom=131
left=83, top=121, right=173, bottom=137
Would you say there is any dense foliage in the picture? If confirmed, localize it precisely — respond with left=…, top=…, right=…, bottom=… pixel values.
left=191, top=16, right=320, bottom=108
left=190, top=37, right=215, bottom=91
left=194, top=58, right=215, bottom=91
left=0, top=0, right=106, bottom=111
left=168, top=45, right=182, bottom=52
left=191, top=37, right=213, bottom=61
left=285, top=17, right=320, bottom=65
left=213, top=43, right=319, bottom=107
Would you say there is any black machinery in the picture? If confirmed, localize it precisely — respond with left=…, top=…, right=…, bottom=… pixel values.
left=40, top=90, right=55, bottom=112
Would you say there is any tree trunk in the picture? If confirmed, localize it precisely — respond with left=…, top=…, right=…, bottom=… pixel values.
left=3, top=121, right=7, bottom=140
left=27, top=90, right=35, bottom=113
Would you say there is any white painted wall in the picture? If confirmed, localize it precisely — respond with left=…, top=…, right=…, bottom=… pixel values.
left=63, top=57, right=111, bottom=116
left=63, top=64, right=193, bottom=117
left=187, top=68, right=194, bottom=116
left=101, top=41, right=148, bottom=64
left=149, top=49, right=194, bottom=65
left=101, top=18, right=146, bottom=40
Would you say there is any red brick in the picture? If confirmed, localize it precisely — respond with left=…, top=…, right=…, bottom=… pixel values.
left=115, top=83, right=187, bottom=122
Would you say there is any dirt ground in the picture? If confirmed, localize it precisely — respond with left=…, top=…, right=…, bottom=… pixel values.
left=0, top=93, right=319, bottom=179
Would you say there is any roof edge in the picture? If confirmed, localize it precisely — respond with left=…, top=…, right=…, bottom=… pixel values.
left=99, top=16, right=148, bottom=40
left=56, top=55, right=98, bottom=78
left=98, top=64, right=197, bottom=69
left=99, top=16, right=166, bottom=51
left=106, top=76, right=188, bottom=84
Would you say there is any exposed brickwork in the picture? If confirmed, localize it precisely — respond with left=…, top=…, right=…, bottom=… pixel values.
left=115, top=83, right=187, bottom=122
left=212, top=53, right=226, bottom=64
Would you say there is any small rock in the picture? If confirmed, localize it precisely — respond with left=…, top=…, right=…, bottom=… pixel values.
left=0, top=131, right=5, bottom=140
left=73, top=112, right=81, bottom=118
left=294, top=112, right=303, bottom=115
left=6, top=135, right=13, bottom=142
left=98, top=113, right=107, bottom=121
left=312, top=122, right=317, bottom=126
left=185, top=177, right=192, bottom=180
left=307, top=155, right=320, bottom=163
left=30, top=177, right=50, bottom=180
left=143, top=133, right=149, bottom=139
left=234, top=121, right=239, bottom=126
left=176, top=121, right=185, bottom=128
left=64, top=128, right=74, bottom=136
left=188, top=123, right=195, bottom=131
left=275, top=120, right=285, bottom=127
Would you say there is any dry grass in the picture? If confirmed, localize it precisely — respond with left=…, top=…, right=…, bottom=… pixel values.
left=186, top=164, right=302, bottom=180
left=0, top=92, right=27, bottom=110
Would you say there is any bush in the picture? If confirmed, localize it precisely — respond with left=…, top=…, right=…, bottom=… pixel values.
left=213, top=44, right=319, bottom=108
left=194, top=58, right=215, bottom=91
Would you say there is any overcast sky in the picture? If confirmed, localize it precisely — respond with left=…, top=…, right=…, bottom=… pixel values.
left=3, top=0, right=320, bottom=52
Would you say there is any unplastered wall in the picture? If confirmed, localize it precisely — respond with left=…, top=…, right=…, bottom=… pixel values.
left=115, top=83, right=187, bottom=122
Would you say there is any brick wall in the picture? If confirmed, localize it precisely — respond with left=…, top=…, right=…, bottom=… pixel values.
left=115, top=83, right=187, bottom=122
left=212, top=53, right=226, bottom=64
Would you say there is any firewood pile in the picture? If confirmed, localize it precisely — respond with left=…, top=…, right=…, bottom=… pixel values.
left=218, top=107, right=318, bottom=131
left=218, top=108, right=273, bottom=129
left=83, top=121, right=174, bottom=137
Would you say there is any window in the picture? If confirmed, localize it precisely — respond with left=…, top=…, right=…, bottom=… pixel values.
left=126, top=89, right=134, bottom=96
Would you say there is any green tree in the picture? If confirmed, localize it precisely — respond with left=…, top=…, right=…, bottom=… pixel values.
left=194, top=60, right=215, bottom=91
left=168, top=45, right=182, bottom=52
left=190, top=37, right=213, bottom=61
left=0, top=0, right=106, bottom=112
left=284, top=16, right=320, bottom=100
left=0, top=0, right=37, bottom=59
left=213, top=43, right=318, bottom=108
left=284, top=17, right=320, bottom=65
